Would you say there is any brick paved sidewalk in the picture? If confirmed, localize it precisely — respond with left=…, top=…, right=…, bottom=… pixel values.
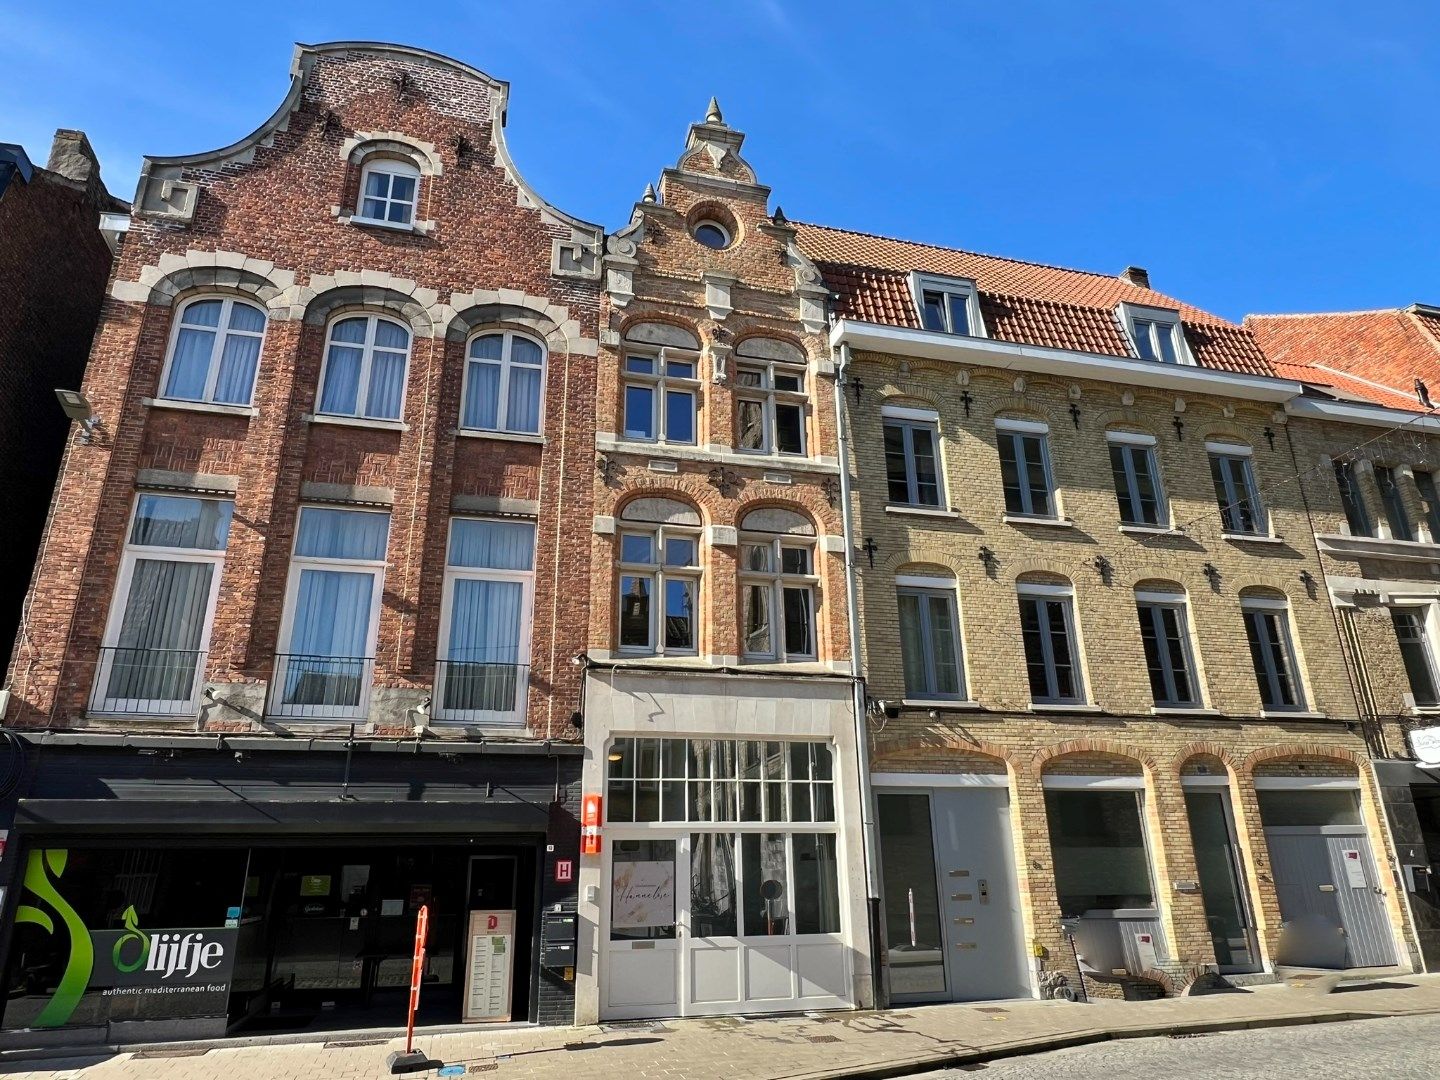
left=7, top=976, right=1440, bottom=1080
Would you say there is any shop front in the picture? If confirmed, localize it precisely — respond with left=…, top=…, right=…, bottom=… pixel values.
left=576, top=670, right=872, bottom=1023
left=0, top=734, right=582, bottom=1046
left=1373, top=736, right=1440, bottom=971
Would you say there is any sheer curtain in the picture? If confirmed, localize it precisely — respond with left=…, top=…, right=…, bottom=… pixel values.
left=165, top=325, right=217, bottom=400
left=296, top=508, right=389, bottom=560
left=463, top=337, right=503, bottom=429
left=108, top=559, right=212, bottom=701
left=365, top=321, right=410, bottom=419
left=285, top=569, right=374, bottom=705
left=506, top=337, right=544, bottom=432
left=449, top=519, right=534, bottom=570
left=212, top=303, right=266, bottom=405
left=445, top=579, right=522, bottom=713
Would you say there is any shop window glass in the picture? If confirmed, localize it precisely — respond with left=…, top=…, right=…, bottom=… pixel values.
left=1045, top=789, right=1156, bottom=914
left=610, top=839, right=678, bottom=941
left=742, top=833, right=790, bottom=936
left=793, top=833, right=841, bottom=935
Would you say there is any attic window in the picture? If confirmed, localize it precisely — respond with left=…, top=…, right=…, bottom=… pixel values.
left=912, top=273, right=984, bottom=338
left=1119, top=303, right=1190, bottom=365
left=693, top=220, right=731, bottom=250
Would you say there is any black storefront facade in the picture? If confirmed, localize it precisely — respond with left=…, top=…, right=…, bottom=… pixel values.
left=0, top=732, right=581, bottom=1046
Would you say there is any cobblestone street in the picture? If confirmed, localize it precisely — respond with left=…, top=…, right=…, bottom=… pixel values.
left=923, top=1012, right=1440, bottom=1079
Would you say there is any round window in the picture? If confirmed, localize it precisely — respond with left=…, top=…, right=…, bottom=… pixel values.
left=692, top=220, right=731, bottom=250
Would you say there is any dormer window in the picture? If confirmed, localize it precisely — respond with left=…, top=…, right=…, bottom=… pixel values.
left=1119, top=304, right=1190, bottom=365
left=912, top=273, right=983, bottom=337
left=357, top=159, right=419, bottom=227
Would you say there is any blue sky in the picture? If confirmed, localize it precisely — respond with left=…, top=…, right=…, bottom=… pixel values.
left=2, top=1, right=1435, bottom=320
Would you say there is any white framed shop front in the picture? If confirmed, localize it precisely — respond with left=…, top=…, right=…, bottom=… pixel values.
left=576, top=670, right=871, bottom=1023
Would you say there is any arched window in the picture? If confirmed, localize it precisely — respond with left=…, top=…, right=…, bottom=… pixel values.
left=735, top=337, right=808, bottom=457
left=895, top=568, right=964, bottom=700
left=160, top=296, right=266, bottom=406
left=356, top=158, right=420, bottom=226
left=462, top=331, right=545, bottom=435
left=617, top=498, right=702, bottom=656
left=318, top=314, right=411, bottom=421
left=739, top=508, right=818, bottom=662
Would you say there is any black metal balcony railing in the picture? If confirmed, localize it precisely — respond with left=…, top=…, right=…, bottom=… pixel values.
left=433, top=660, right=529, bottom=724
left=89, top=646, right=207, bottom=715
left=269, top=654, right=375, bottom=719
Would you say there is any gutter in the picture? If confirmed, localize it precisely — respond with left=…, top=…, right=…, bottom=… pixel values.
left=836, top=340, right=884, bottom=1005
left=15, top=730, right=583, bottom=757
left=1285, top=395, right=1440, bottom=433
left=830, top=319, right=1302, bottom=404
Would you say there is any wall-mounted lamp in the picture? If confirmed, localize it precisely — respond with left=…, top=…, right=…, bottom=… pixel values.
left=55, top=389, right=100, bottom=442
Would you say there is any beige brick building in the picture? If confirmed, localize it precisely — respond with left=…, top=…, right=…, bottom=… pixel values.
left=1251, top=306, right=1440, bottom=971
left=795, top=225, right=1420, bottom=1004
left=574, top=104, right=873, bottom=1023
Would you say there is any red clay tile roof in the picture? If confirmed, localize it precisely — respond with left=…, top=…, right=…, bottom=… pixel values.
left=1246, top=308, right=1440, bottom=415
left=794, top=221, right=1272, bottom=377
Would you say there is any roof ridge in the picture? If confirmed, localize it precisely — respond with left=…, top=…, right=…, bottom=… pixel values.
left=1245, top=308, right=1405, bottom=322
left=794, top=219, right=1134, bottom=287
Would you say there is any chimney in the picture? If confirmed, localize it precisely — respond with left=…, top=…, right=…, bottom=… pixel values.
left=46, top=129, right=102, bottom=195
left=1120, top=265, right=1150, bottom=289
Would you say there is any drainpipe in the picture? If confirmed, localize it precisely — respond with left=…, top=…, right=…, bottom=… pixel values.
left=834, top=338, right=883, bottom=1005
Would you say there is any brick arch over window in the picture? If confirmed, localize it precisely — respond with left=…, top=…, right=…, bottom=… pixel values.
left=303, top=285, right=435, bottom=338
left=342, top=134, right=443, bottom=177
left=876, top=383, right=942, bottom=410
left=1032, top=739, right=1157, bottom=780
left=734, top=333, right=809, bottom=366
left=1245, top=748, right=1363, bottom=776
left=620, top=317, right=701, bottom=351
left=1172, top=742, right=1241, bottom=776
left=738, top=505, right=815, bottom=536
left=144, top=261, right=288, bottom=310
left=1014, top=568, right=1072, bottom=588
left=619, top=494, right=703, bottom=527
left=870, top=733, right=1019, bottom=775
left=878, top=545, right=967, bottom=578
left=734, top=492, right=833, bottom=532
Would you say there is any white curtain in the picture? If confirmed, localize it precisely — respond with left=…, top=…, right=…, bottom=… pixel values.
left=445, top=578, right=523, bottom=713
left=212, top=306, right=264, bottom=405
left=165, top=325, right=216, bottom=400
left=295, top=508, right=389, bottom=560
left=464, top=360, right=500, bottom=428
left=366, top=348, right=407, bottom=419
left=108, top=559, right=211, bottom=701
left=131, top=496, right=232, bottom=551
left=506, top=337, right=543, bottom=432
left=284, top=568, right=374, bottom=705
left=449, top=519, right=533, bottom=570
left=320, top=343, right=362, bottom=414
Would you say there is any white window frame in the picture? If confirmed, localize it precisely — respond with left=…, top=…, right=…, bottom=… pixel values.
left=272, top=506, right=389, bottom=720
left=1017, top=582, right=1086, bottom=705
left=1135, top=589, right=1202, bottom=708
left=1106, top=431, right=1167, bottom=527
left=1117, top=303, right=1193, bottom=365
left=882, top=406, right=945, bottom=508
left=1391, top=603, right=1440, bottom=709
left=435, top=517, right=536, bottom=727
left=736, top=359, right=808, bottom=457
left=93, top=495, right=231, bottom=715
left=461, top=329, right=547, bottom=435
left=316, top=313, right=412, bottom=421
left=1240, top=596, right=1306, bottom=712
left=1207, top=441, right=1266, bottom=536
left=158, top=296, right=267, bottom=406
left=616, top=522, right=703, bottom=656
left=911, top=272, right=985, bottom=337
left=997, top=418, right=1058, bottom=520
left=621, top=345, right=701, bottom=445
left=692, top=219, right=732, bottom=250
left=895, top=576, right=966, bottom=701
left=741, top=533, right=819, bottom=663
left=355, top=158, right=420, bottom=227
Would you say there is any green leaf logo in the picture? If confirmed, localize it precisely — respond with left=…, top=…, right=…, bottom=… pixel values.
left=112, top=905, right=150, bottom=973
left=14, top=849, right=93, bottom=1028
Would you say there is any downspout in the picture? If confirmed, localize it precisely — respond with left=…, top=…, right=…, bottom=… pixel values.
left=834, top=338, right=883, bottom=1006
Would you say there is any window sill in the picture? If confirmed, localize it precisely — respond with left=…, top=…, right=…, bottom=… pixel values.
left=1119, top=524, right=1178, bottom=537
left=1003, top=514, right=1074, bottom=528
left=1222, top=532, right=1286, bottom=545
left=1259, top=709, right=1328, bottom=720
left=885, top=504, right=961, bottom=519
left=142, top=397, right=257, bottom=418
left=454, top=428, right=546, bottom=445
left=1151, top=706, right=1223, bottom=717
left=349, top=215, right=421, bottom=234
left=306, top=413, right=410, bottom=432
left=1029, top=703, right=1102, bottom=714
left=901, top=698, right=984, bottom=711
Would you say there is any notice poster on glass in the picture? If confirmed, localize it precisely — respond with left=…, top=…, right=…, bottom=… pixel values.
left=611, top=860, right=676, bottom=930
left=463, top=909, right=515, bottom=1023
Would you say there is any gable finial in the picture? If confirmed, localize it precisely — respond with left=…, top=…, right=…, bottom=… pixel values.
left=705, top=96, right=724, bottom=125
left=641, top=183, right=656, bottom=204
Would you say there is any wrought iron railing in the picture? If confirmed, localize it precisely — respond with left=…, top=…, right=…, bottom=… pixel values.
left=89, top=646, right=206, bottom=716
left=268, top=654, right=375, bottom=719
left=433, top=660, right=529, bottom=725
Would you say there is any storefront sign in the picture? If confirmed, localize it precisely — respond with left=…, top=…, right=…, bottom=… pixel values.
left=581, top=794, right=602, bottom=855
left=1411, top=726, right=1440, bottom=768
left=611, top=860, right=676, bottom=930
left=12, top=849, right=238, bottom=1029
left=463, top=910, right=514, bottom=1022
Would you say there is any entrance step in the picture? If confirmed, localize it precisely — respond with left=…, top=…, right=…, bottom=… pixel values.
left=1223, top=972, right=1281, bottom=988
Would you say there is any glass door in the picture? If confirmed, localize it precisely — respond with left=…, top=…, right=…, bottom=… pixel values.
left=876, top=792, right=947, bottom=1001
left=604, top=838, right=681, bottom=1018
left=1184, top=789, right=1259, bottom=972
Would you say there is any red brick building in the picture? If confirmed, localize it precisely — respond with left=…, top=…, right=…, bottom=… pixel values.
left=0, top=130, right=123, bottom=672
left=1, top=43, right=601, bottom=1040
